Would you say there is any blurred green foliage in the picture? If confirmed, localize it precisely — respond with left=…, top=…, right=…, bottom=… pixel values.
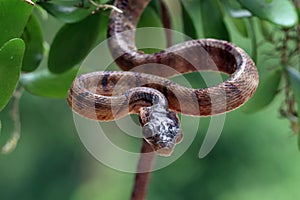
left=1, top=0, right=300, bottom=199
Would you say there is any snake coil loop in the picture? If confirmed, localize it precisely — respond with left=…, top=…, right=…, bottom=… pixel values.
left=67, top=0, right=259, bottom=156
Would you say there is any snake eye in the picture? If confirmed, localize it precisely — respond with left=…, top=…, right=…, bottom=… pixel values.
left=142, top=123, right=154, bottom=139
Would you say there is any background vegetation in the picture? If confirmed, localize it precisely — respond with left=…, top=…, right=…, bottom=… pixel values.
left=1, top=0, right=300, bottom=199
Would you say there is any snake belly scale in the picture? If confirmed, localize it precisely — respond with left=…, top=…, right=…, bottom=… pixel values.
left=67, top=0, right=259, bottom=156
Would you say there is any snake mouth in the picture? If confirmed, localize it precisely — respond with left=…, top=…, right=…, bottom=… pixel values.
left=144, top=137, right=175, bottom=156
left=155, top=145, right=175, bottom=156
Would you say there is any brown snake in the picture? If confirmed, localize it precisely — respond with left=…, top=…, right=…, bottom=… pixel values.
left=67, top=0, right=259, bottom=156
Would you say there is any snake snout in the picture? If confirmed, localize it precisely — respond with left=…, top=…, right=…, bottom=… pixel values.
left=141, top=109, right=183, bottom=156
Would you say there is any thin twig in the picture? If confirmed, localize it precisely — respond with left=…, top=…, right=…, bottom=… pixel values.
left=131, top=140, right=155, bottom=200
left=281, top=28, right=298, bottom=134
left=2, top=87, right=23, bottom=154
left=88, top=0, right=123, bottom=13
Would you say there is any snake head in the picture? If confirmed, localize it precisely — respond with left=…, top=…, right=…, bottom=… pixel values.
left=139, top=105, right=183, bottom=156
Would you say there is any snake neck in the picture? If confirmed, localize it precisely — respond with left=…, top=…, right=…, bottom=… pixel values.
left=127, top=87, right=168, bottom=113
left=108, top=0, right=150, bottom=38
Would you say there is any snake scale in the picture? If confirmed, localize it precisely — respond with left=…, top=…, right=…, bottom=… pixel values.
left=67, top=0, right=259, bottom=156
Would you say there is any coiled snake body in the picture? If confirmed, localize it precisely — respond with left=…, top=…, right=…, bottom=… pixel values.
left=67, top=0, right=259, bottom=156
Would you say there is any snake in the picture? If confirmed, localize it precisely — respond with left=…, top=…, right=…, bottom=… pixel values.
left=67, top=0, right=259, bottom=156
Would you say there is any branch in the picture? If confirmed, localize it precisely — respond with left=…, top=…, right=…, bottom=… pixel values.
left=88, top=0, right=123, bottom=13
left=2, top=87, right=23, bottom=154
left=131, top=140, right=155, bottom=200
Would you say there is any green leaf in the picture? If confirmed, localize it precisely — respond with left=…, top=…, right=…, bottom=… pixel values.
left=231, top=18, right=248, bottom=38
left=20, top=68, right=78, bottom=98
left=180, top=0, right=201, bottom=38
left=246, top=19, right=257, bottom=63
left=0, top=0, right=36, bottom=47
left=136, top=4, right=167, bottom=53
left=200, top=0, right=230, bottom=40
left=138, top=3, right=162, bottom=28
left=100, top=0, right=110, bottom=3
left=180, top=1, right=198, bottom=39
left=95, top=14, right=110, bottom=44
left=38, top=1, right=94, bottom=23
left=21, top=14, right=44, bottom=72
left=242, top=68, right=282, bottom=113
left=222, top=0, right=252, bottom=18
left=259, top=20, right=275, bottom=42
left=286, top=67, right=300, bottom=141
left=0, top=38, right=25, bottom=111
left=48, top=13, right=102, bottom=74
left=237, top=0, right=298, bottom=28
left=221, top=0, right=249, bottom=37
left=148, top=0, right=160, bottom=14
left=287, top=67, right=300, bottom=107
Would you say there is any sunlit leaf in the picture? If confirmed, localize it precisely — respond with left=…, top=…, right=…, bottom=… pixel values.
left=200, top=0, right=230, bottom=40
left=0, top=38, right=25, bottom=111
left=38, top=1, right=94, bottom=23
left=237, top=0, right=298, bottom=28
left=20, top=68, right=78, bottom=98
left=228, top=9, right=252, bottom=18
left=222, top=0, right=252, bottom=18
left=243, top=68, right=282, bottom=113
left=180, top=1, right=198, bottom=39
left=21, top=14, right=44, bottom=72
left=0, top=0, right=36, bottom=47
left=286, top=67, right=300, bottom=142
left=48, top=13, right=102, bottom=74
